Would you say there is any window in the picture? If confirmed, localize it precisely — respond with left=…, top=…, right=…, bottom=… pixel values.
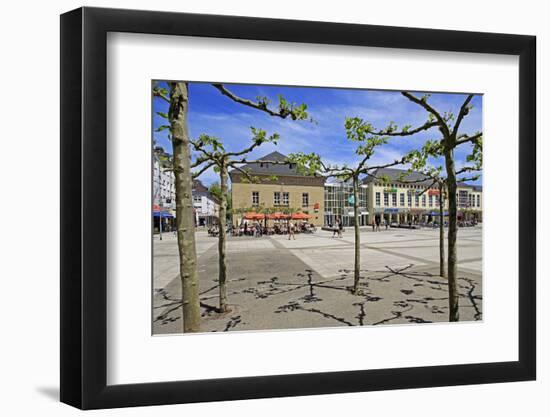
left=273, top=191, right=280, bottom=205
left=407, top=193, right=412, bottom=207
left=458, top=190, right=469, bottom=208
left=400, top=193, right=405, bottom=206
left=384, top=192, right=389, bottom=206
left=429, top=195, right=433, bottom=207
left=422, top=195, right=426, bottom=207
left=477, top=194, right=481, bottom=207
left=376, top=192, right=381, bottom=206
left=193, top=195, right=202, bottom=203
left=435, top=195, right=439, bottom=206
left=282, top=192, right=289, bottom=206
left=392, top=193, right=397, bottom=207
left=252, top=191, right=259, bottom=206
left=415, top=195, right=419, bottom=207
left=302, top=192, right=309, bottom=207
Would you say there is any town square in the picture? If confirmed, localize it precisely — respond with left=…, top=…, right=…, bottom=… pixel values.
left=152, top=81, right=483, bottom=333
left=153, top=225, right=482, bottom=334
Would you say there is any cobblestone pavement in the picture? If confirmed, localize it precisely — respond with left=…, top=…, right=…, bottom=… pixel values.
left=153, top=226, right=482, bottom=334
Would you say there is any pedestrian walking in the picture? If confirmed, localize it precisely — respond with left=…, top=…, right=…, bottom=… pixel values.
left=375, top=216, right=381, bottom=232
left=337, top=218, right=343, bottom=238
left=255, top=221, right=262, bottom=237
left=332, top=219, right=339, bottom=238
left=288, top=221, right=296, bottom=240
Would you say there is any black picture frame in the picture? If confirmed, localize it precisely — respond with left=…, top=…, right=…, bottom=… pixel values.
left=60, top=6, right=536, bottom=410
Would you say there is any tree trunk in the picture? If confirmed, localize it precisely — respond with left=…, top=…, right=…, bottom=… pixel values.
left=439, top=182, right=446, bottom=278
left=169, top=82, right=201, bottom=332
left=444, top=147, right=459, bottom=322
left=352, top=175, right=361, bottom=294
left=218, top=162, right=229, bottom=312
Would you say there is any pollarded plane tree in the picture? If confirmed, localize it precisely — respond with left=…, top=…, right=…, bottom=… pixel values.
left=393, top=161, right=480, bottom=279
left=190, top=128, right=289, bottom=313
left=153, top=81, right=310, bottom=332
left=356, top=92, right=482, bottom=321
left=288, top=115, right=440, bottom=294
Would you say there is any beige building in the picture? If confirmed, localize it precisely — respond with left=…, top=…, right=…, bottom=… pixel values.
left=230, top=157, right=482, bottom=228
left=229, top=151, right=325, bottom=226
left=364, top=168, right=483, bottom=225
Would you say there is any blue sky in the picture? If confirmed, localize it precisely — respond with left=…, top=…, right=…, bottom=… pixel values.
left=153, top=82, right=482, bottom=186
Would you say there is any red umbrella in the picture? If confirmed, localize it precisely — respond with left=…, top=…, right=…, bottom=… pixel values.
left=291, top=212, right=313, bottom=220
left=243, top=212, right=265, bottom=220
left=268, top=212, right=290, bottom=220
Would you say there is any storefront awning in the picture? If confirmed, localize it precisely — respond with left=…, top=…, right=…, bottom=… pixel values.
left=428, top=211, right=449, bottom=216
left=153, top=211, right=174, bottom=218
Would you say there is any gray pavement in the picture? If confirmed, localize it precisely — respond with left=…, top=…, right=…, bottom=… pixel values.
left=153, top=226, right=482, bottom=334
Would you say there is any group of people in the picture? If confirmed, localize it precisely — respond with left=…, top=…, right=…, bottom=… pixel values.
left=371, top=217, right=389, bottom=232
left=228, top=221, right=317, bottom=239
left=329, top=218, right=344, bottom=238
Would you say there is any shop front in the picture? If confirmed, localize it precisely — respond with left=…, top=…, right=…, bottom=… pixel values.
left=153, top=210, right=175, bottom=233
left=409, top=209, right=428, bottom=224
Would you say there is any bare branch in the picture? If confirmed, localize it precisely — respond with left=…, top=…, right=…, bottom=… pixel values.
left=189, top=139, right=217, bottom=161
left=227, top=163, right=267, bottom=184
left=212, top=84, right=288, bottom=119
left=190, top=153, right=213, bottom=168
left=455, top=165, right=481, bottom=175
left=456, top=132, right=482, bottom=146
left=229, top=158, right=289, bottom=166
left=457, top=176, right=481, bottom=183
left=153, top=89, right=170, bottom=103
left=225, top=140, right=263, bottom=158
left=369, top=121, right=439, bottom=137
left=364, top=157, right=407, bottom=173
left=416, top=179, right=438, bottom=196
left=192, top=161, right=216, bottom=179
left=402, top=92, right=450, bottom=137
left=452, top=94, right=474, bottom=137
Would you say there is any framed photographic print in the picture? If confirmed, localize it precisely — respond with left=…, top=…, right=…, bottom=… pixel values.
left=60, top=6, right=536, bottom=409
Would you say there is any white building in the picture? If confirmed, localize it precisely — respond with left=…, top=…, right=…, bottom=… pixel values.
left=153, top=147, right=220, bottom=228
left=192, top=180, right=220, bottom=227
left=153, top=150, right=176, bottom=213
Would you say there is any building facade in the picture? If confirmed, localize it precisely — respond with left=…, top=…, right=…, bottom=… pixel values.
left=192, top=179, right=220, bottom=227
left=324, top=179, right=369, bottom=227
left=363, top=168, right=483, bottom=225
left=153, top=147, right=220, bottom=230
left=229, top=151, right=325, bottom=226
left=153, top=148, right=176, bottom=232
left=229, top=153, right=482, bottom=228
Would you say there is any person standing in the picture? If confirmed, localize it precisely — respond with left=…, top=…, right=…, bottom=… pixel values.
left=375, top=216, right=381, bottom=232
left=288, top=221, right=296, bottom=240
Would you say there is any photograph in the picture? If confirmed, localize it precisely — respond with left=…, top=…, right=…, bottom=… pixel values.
left=151, top=81, right=483, bottom=334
